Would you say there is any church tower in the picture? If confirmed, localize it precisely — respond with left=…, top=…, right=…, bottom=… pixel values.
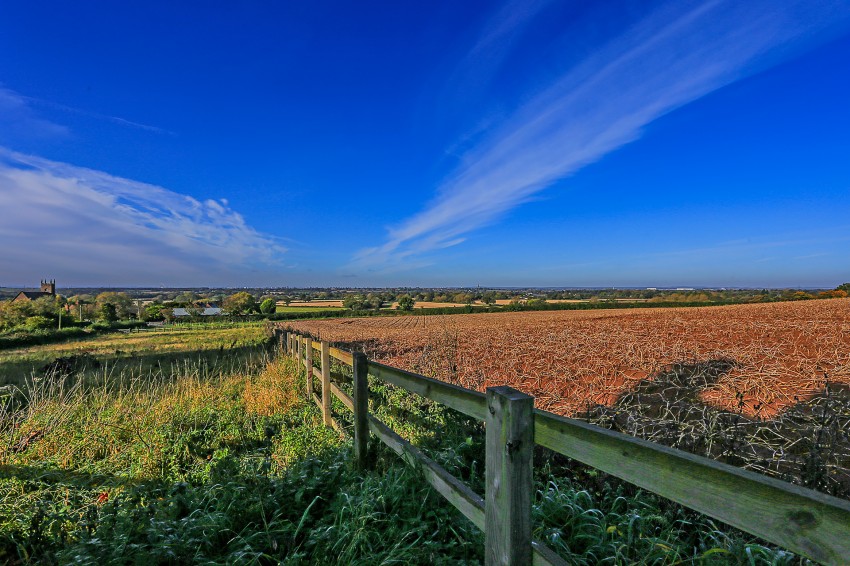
left=40, top=279, right=56, bottom=295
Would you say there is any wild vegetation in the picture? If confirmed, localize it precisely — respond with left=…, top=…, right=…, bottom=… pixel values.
left=0, top=322, right=270, bottom=389
left=0, top=323, right=821, bottom=563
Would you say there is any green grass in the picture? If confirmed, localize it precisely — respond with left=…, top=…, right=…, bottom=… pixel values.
left=276, top=306, right=346, bottom=313
left=0, top=322, right=270, bottom=388
left=0, top=333, right=812, bottom=564
left=0, top=351, right=485, bottom=564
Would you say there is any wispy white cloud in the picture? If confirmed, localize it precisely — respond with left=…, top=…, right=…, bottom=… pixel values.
left=354, top=0, right=850, bottom=270
left=0, top=148, right=286, bottom=286
left=0, top=85, right=172, bottom=137
left=21, top=92, right=174, bottom=135
left=0, top=87, right=69, bottom=140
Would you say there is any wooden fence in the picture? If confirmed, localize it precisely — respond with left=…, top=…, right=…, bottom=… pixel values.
left=276, top=330, right=850, bottom=566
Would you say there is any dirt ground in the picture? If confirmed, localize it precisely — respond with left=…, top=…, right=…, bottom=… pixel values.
left=285, top=299, right=850, bottom=418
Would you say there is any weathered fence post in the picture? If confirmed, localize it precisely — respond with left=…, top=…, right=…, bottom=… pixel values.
left=321, top=340, right=332, bottom=426
left=352, top=351, right=370, bottom=469
left=282, top=331, right=289, bottom=354
left=305, top=337, right=314, bottom=396
left=485, top=386, right=534, bottom=566
left=296, top=335, right=303, bottom=377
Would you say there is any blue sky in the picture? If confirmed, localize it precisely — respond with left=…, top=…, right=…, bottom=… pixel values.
left=1, top=0, right=849, bottom=288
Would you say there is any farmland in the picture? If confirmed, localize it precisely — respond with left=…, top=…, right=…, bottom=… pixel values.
left=285, top=299, right=850, bottom=417
left=286, top=298, right=850, bottom=496
left=2, top=323, right=798, bottom=563
left=1, top=307, right=846, bottom=562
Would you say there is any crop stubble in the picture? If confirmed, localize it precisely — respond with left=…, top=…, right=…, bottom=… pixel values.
left=286, top=299, right=850, bottom=418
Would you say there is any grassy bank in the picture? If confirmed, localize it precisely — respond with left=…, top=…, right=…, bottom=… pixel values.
left=0, top=322, right=270, bottom=388
left=0, top=327, right=814, bottom=564
left=0, top=352, right=486, bottom=564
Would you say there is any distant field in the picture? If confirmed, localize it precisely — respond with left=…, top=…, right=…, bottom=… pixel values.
left=0, top=322, right=270, bottom=387
left=280, top=300, right=345, bottom=308
left=275, top=305, right=346, bottom=313
left=386, top=300, right=471, bottom=309
left=284, top=299, right=850, bottom=418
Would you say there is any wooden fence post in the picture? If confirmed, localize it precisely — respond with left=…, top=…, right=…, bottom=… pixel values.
left=321, top=340, right=332, bottom=426
left=296, top=335, right=303, bottom=376
left=485, top=386, right=534, bottom=566
left=305, top=337, right=314, bottom=396
left=352, top=352, right=370, bottom=469
left=281, top=331, right=288, bottom=354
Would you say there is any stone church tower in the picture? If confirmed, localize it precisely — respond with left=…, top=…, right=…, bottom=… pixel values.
left=12, top=279, right=57, bottom=303
left=40, top=280, right=56, bottom=295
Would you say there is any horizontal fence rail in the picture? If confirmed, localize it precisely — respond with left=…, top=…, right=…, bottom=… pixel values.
left=277, top=329, right=850, bottom=566
left=534, top=411, right=850, bottom=564
left=368, top=361, right=488, bottom=421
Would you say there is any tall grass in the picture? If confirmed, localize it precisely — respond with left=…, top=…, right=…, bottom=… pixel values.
left=0, top=336, right=814, bottom=564
left=0, top=322, right=271, bottom=388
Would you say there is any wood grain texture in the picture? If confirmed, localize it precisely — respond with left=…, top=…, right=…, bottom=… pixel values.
left=534, top=409, right=850, bottom=565
left=531, top=541, right=568, bottom=566
left=368, top=413, right=564, bottom=565
left=368, top=414, right=485, bottom=528
left=485, top=387, right=534, bottom=566
left=296, top=335, right=303, bottom=379
left=330, top=382, right=354, bottom=411
left=305, top=337, right=314, bottom=396
left=321, top=341, right=332, bottom=426
left=329, top=347, right=353, bottom=366
left=367, top=361, right=487, bottom=421
left=352, top=352, right=369, bottom=469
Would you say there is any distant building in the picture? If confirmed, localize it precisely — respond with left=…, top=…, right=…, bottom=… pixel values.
left=12, top=280, right=56, bottom=303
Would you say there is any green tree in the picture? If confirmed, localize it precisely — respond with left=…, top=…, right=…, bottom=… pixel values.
left=1, top=300, right=30, bottom=329
left=223, top=292, right=257, bottom=315
left=98, top=303, right=118, bottom=323
left=397, top=295, right=415, bottom=311
left=144, top=303, right=165, bottom=321
left=343, top=294, right=366, bottom=310
left=174, top=291, right=197, bottom=305
left=259, top=298, right=277, bottom=314
left=367, top=293, right=383, bottom=310
left=95, top=292, right=133, bottom=319
left=24, top=315, right=53, bottom=331
left=836, top=283, right=850, bottom=293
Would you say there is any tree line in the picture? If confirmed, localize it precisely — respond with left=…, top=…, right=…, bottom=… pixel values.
left=2, top=284, right=847, bottom=334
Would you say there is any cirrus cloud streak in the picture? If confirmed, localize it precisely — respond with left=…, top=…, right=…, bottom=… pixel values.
left=354, top=0, right=850, bottom=270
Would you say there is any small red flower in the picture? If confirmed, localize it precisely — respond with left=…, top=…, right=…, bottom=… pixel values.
left=95, top=492, right=109, bottom=505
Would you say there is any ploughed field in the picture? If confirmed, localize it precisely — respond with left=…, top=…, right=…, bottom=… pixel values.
left=286, top=299, right=850, bottom=417
left=288, top=299, right=850, bottom=496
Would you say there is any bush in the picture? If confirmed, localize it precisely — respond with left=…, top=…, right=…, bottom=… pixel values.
left=23, top=315, right=53, bottom=331
left=259, top=298, right=276, bottom=314
left=397, top=295, right=415, bottom=311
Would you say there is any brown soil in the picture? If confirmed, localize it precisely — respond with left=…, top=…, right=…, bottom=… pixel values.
left=284, top=299, right=850, bottom=419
